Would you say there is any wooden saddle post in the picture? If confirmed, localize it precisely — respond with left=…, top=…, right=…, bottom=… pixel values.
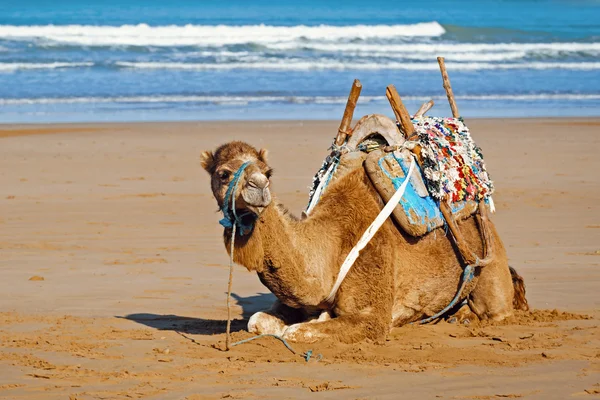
left=385, top=58, right=494, bottom=267
left=335, top=79, right=362, bottom=146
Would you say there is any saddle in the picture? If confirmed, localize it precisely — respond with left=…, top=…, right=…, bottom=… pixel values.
left=321, top=115, right=472, bottom=237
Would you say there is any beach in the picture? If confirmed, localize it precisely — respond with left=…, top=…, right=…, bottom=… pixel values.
left=0, top=118, right=598, bottom=399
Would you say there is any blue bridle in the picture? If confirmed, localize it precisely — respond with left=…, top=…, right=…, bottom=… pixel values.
left=219, top=161, right=255, bottom=236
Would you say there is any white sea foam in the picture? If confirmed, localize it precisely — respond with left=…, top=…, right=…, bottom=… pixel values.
left=0, top=62, right=93, bottom=71
left=1, top=93, right=599, bottom=106
left=269, top=41, right=600, bottom=54
left=0, top=22, right=446, bottom=46
left=175, top=44, right=599, bottom=62
left=184, top=49, right=529, bottom=62
left=116, top=60, right=600, bottom=71
left=1, top=59, right=598, bottom=72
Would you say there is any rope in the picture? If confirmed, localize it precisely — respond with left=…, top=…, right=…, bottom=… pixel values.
left=221, top=162, right=321, bottom=361
left=225, top=223, right=236, bottom=350
left=324, top=156, right=416, bottom=304
left=219, top=161, right=254, bottom=236
left=225, top=232, right=322, bottom=361
left=230, top=334, right=321, bottom=362
left=223, top=162, right=251, bottom=350
left=415, top=263, right=476, bottom=324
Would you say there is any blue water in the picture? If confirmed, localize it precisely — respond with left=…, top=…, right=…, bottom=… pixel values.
left=0, top=0, right=599, bottom=123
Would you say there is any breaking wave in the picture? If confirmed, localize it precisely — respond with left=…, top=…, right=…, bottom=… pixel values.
left=0, top=22, right=446, bottom=46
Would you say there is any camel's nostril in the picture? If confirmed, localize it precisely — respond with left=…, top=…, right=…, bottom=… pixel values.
left=247, top=174, right=269, bottom=190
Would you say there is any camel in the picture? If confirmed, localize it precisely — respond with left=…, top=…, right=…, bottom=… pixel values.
left=200, top=140, right=528, bottom=344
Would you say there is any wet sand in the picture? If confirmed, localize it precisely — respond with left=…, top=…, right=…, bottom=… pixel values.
left=0, top=119, right=599, bottom=399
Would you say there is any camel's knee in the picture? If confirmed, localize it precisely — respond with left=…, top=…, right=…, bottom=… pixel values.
left=247, top=311, right=286, bottom=336
left=468, top=291, right=513, bottom=321
left=468, top=261, right=515, bottom=321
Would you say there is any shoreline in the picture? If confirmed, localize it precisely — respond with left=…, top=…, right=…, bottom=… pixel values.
left=2, top=116, right=600, bottom=138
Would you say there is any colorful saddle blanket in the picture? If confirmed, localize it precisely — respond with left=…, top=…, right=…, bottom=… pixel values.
left=365, top=117, right=494, bottom=237
left=414, top=117, right=494, bottom=203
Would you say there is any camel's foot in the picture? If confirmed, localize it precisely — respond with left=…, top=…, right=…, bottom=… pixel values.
left=247, top=311, right=286, bottom=336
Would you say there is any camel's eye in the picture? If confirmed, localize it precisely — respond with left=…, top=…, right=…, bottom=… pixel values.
left=218, top=170, right=231, bottom=181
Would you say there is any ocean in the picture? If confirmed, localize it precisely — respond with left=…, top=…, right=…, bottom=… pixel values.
left=0, top=0, right=599, bottom=123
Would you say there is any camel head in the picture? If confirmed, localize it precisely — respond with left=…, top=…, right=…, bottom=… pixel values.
left=200, top=141, right=273, bottom=229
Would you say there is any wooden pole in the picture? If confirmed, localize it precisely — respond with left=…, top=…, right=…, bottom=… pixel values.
left=439, top=205, right=477, bottom=265
left=335, top=79, right=362, bottom=146
left=385, top=85, right=416, bottom=139
left=437, top=58, right=496, bottom=266
left=385, top=84, right=476, bottom=265
left=437, top=57, right=459, bottom=118
left=414, top=100, right=434, bottom=118
left=225, top=224, right=237, bottom=350
left=474, top=200, right=495, bottom=266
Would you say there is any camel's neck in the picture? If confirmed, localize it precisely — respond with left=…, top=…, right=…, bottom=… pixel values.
left=226, top=200, right=333, bottom=308
left=225, top=167, right=388, bottom=309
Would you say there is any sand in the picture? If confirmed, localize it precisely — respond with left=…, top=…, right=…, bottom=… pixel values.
left=0, top=119, right=598, bottom=399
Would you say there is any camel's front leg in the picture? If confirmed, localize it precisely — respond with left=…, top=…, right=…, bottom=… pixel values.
left=247, top=300, right=306, bottom=336
left=282, top=311, right=388, bottom=344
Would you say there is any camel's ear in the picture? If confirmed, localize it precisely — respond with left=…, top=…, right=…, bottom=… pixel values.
left=200, top=151, right=216, bottom=174
left=258, top=148, right=268, bottom=163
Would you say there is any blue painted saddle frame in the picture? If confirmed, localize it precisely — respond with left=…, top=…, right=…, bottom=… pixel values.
left=378, top=152, right=472, bottom=234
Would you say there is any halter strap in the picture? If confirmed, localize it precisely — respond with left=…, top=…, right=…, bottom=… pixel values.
left=219, top=161, right=255, bottom=236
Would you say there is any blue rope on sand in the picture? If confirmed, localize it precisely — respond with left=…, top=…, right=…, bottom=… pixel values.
left=231, top=334, right=321, bottom=362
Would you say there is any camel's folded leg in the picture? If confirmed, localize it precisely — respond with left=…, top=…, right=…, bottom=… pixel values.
left=248, top=300, right=306, bottom=336
left=468, top=259, right=515, bottom=321
left=282, top=311, right=388, bottom=344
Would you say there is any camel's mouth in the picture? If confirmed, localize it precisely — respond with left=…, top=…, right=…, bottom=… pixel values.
left=240, top=185, right=272, bottom=215
left=244, top=204, right=266, bottom=216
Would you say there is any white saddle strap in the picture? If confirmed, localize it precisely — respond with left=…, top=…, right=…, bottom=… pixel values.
left=324, top=156, right=416, bottom=304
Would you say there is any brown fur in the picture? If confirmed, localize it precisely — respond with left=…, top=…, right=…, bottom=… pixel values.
left=201, top=141, right=528, bottom=343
